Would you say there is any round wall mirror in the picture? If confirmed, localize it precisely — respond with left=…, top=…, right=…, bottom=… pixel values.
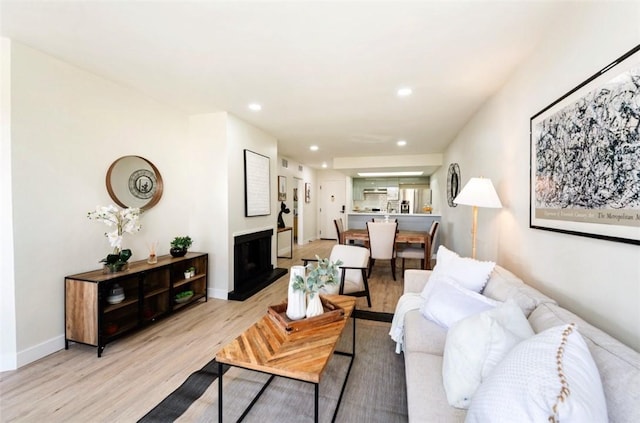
left=106, top=155, right=163, bottom=211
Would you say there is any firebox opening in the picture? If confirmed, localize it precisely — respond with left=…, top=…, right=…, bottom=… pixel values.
left=230, top=229, right=287, bottom=301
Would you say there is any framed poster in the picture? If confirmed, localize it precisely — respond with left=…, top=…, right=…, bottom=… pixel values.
left=530, top=44, right=640, bottom=245
left=278, top=176, right=287, bottom=201
left=305, top=183, right=311, bottom=203
left=244, top=149, right=271, bottom=217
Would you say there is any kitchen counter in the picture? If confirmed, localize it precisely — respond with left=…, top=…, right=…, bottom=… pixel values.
left=346, top=212, right=440, bottom=232
left=350, top=211, right=440, bottom=217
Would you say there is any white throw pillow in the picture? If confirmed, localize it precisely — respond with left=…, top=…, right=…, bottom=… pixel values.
left=420, top=275, right=499, bottom=329
left=442, top=301, right=534, bottom=409
left=466, top=324, right=608, bottom=423
left=422, top=246, right=495, bottom=297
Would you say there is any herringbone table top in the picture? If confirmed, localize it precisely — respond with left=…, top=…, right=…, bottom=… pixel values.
left=215, top=295, right=356, bottom=383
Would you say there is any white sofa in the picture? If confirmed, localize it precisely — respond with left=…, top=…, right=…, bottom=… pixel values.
left=401, top=266, right=640, bottom=422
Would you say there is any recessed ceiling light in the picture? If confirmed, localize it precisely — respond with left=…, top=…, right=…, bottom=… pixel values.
left=310, top=145, right=319, bottom=151
left=358, top=171, right=424, bottom=177
left=248, top=103, right=262, bottom=111
left=397, top=87, right=412, bottom=97
left=322, top=162, right=328, bottom=168
left=397, top=140, right=407, bottom=146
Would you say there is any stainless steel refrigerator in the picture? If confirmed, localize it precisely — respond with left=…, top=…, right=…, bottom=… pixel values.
left=399, top=188, right=432, bottom=213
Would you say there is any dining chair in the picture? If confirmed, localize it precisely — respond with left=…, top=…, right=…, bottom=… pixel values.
left=303, top=244, right=372, bottom=307
left=366, top=221, right=398, bottom=281
left=334, top=218, right=345, bottom=244
left=397, top=220, right=439, bottom=273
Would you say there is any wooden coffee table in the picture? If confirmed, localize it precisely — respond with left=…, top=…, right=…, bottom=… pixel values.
left=215, top=295, right=356, bottom=422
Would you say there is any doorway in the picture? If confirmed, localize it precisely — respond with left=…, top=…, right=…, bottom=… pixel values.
left=319, top=180, right=346, bottom=240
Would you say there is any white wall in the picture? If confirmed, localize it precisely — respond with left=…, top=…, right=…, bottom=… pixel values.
left=1, top=38, right=18, bottom=371
left=275, top=156, right=318, bottom=244
left=436, top=3, right=640, bottom=350
left=7, top=42, right=193, bottom=367
left=188, top=112, right=229, bottom=299
left=4, top=41, right=285, bottom=367
left=226, top=114, right=280, bottom=290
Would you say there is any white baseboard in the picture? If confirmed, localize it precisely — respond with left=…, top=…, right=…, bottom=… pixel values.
left=208, top=287, right=228, bottom=300
left=17, top=334, right=65, bottom=368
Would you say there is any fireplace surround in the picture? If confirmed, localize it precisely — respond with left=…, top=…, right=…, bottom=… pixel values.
left=230, top=229, right=287, bottom=301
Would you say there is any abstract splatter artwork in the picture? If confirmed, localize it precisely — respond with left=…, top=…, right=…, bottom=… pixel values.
left=530, top=45, right=640, bottom=244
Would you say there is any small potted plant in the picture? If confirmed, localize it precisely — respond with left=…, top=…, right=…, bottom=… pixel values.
left=292, top=256, right=342, bottom=317
left=170, top=236, right=193, bottom=257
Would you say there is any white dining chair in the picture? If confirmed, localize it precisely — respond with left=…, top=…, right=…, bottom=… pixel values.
left=397, top=221, right=439, bottom=273
left=366, top=221, right=398, bottom=281
left=303, top=244, right=372, bottom=307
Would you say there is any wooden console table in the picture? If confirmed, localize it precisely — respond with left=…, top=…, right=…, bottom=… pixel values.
left=65, top=252, right=208, bottom=356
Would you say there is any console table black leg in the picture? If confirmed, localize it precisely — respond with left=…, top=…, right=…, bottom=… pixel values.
left=218, top=362, right=223, bottom=422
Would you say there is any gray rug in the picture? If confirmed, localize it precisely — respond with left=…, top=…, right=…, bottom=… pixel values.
left=170, top=319, right=407, bottom=423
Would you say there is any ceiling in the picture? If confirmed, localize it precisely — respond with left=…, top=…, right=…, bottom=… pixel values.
left=1, top=1, right=575, bottom=176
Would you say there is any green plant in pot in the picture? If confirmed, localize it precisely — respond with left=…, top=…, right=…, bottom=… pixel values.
left=101, top=248, right=133, bottom=272
left=292, top=256, right=342, bottom=317
left=170, top=236, right=193, bottom=257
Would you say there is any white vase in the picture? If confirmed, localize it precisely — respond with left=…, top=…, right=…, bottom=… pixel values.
left=306, top=293, right=324, bottom=318
left=286, top=266, right=307, bottom=320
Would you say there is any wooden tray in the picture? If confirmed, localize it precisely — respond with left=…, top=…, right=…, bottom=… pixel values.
left=267, top=296, right=345, bottom=333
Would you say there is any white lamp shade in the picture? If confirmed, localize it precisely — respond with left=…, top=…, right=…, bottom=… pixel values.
left=454, top=177, right=502, bottom=208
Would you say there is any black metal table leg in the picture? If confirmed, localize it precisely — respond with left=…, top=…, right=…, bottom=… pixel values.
left=218, top=362, right=223, bottom=423
left=315, top=383, right=319, bottom=423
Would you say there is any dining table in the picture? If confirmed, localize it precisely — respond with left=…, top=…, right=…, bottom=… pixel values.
left=341, top=228, right=433, bottom=270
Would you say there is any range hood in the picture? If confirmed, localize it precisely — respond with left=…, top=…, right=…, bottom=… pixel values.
left=363, top=187, right=388, bottom=194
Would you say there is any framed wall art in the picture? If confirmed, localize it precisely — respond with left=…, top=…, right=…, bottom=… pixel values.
left=278, top=176, right=287, bottom=201
left=305, top=183, right=311, bottom=203
left=530, top=44, right=640, bottom=245
left=244, top=149, right=271, bottom=217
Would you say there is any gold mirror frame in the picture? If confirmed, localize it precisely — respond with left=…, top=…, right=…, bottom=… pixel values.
left=106, top=155, right=163, bottom=211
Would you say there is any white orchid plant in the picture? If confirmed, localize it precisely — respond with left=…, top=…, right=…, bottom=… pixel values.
left=87, top=205, right=141, bottom=269
left=292, top=256, right=343, bottom=298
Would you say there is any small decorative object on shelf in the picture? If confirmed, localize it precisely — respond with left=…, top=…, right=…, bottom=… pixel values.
left=88, top=205, right=141, bottom=272
left=286, top=265, right=307, bottom=320
left=292, top=256, right=342, bottom=318
left=147, top=241, right=158, bottom=264
left=170, top=236, right=193, bottom=257
left=107, top=283, right=125, bottom=304
left=175, top=290, right=194, bottom=304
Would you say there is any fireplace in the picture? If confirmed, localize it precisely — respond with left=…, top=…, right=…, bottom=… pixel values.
left=230, top=229, right=287, bottom=301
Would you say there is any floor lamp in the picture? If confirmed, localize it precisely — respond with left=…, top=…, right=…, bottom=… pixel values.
left=453, top=177, right=502, bottom=259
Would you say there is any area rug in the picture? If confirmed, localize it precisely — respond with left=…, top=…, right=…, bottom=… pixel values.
left=139, top=319, right=406, bottom=422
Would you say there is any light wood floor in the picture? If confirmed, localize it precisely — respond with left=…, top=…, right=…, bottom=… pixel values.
left=0, top=240, right=416, bottom=422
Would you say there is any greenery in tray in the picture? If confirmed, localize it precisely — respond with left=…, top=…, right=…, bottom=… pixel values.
left=175, top=290, right=194, bottom=299
left=170, top=236, right=193, bottom=249
left=292, top=255, right=343, bottom=298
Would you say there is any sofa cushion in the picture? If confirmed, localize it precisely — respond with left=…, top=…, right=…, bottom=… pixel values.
left=529, top=303, right=640, bottom=423
left=425, top=246, right=495, bottom=294
left=420, top=275, right=499, bottom=329
left=466, top=323, right=608, bottom=423
left=404, top=269, right=432, bottom=294
left=442, top=301, right=534, bottom=409
left=482, top=265, right=556, bottom=317
left=404, top=351, right=467, bottom=423
left=403, top=309, right=448, bottom=355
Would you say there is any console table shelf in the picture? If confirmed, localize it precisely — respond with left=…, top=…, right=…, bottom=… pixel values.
left=65, top=252, right=208, bottom=357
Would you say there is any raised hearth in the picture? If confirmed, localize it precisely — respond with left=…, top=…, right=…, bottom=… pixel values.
left=230, top=229, right=287, bottom=301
